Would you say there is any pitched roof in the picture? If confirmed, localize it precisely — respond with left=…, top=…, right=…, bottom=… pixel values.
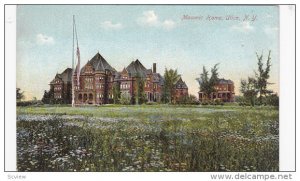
left=175, top=77, right=188, bottom=89
left=125, top=59, right=149, bottom=77
left=153, top=73, right=164, bottom=85
left=61, top=68, right=73, bottom=82
left=113, top=72, right=121, bottom=81
left=50, top=68, right=73, bottom=84
left=218, top=78, right=234, bottom=84
left=81, top=52, right=116, bottom=73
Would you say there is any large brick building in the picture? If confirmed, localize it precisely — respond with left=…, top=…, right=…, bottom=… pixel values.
left=198, top=78, right=235, bottom=102
left=49, top=68, right=73, bottom=104
left=73, top=53, right=116, bottom=104
left=49, top=52, right=188, bottom=105
left=114, top=60, right=164, bottom=103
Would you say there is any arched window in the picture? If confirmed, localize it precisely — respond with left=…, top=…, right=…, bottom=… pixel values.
left=89, top=93, right=93, bottom=101
left=83, top=94, right=88, bottom=102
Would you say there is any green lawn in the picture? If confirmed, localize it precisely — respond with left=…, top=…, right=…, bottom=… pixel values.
left=16, top=105, right=279, bottom=172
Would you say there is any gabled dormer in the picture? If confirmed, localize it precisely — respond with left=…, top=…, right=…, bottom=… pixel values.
left=50, top=73, right=63, bottom=84
left=121, top=68, right=129, bottom=79
left=175, top=77, right=188, bottom=89
left=84, top=61, right=94, bottom=74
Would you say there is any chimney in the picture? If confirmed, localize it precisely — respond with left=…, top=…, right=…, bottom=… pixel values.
left=153, top=63, right=157, bottom=73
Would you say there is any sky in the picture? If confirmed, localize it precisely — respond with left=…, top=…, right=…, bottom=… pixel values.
left=16, top=5, right=279, bottom=100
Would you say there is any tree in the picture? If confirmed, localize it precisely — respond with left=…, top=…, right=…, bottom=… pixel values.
left=42, top=90, right=50, bottom=104
left=42, top=89, right=54, bottom=104
left=16, top=88, right=25, bottom=101
left=134, top=74, right=147, bottom=105
left=255, top=50, right=272, bottom=104
left=240, top=77, right=258, bottom=106
left=263, top=93, right=279, bottom=107
left=240, top=50, right=274, bottom=106
left=137, top=78, right=147, bottom=104
left=163, top=68, right=180, bottom=103
left=196, top=64, right=219, bottom=100
left=112, top=82, right=121, bottom=104
left=161, top=85, right=170, bottom=104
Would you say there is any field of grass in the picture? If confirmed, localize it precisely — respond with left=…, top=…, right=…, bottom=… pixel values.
left=16, top=105, right=279, bottom=172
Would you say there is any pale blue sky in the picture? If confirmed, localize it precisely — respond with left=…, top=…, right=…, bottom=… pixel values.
left=16, top=5, right=279, bottom=100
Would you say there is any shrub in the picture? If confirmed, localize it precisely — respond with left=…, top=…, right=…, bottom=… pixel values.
left=146, top=102, right=158, bottom=105
left=120, top=92, right=131, bottom=105
left=17, top=100, right=43, bottom=107
left=214, top=99, right=224, bottom=105
left=177, top=94, right=199, bottom=105
left=263, top=94, right=279, bottom=107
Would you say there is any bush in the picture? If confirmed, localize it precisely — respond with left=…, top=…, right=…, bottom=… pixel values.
left=120, top=92, right=131, bottom=105
left=200, top=100, right=209, bottom=105
left=17, top=100, right=43, bottom=107
left=49, top=98, right=64, bottom=105
left=177, top=94, right=199, bottom=105
left=200, top=99, right=224, bottom=106
left=263, top=94, right=279, bottom=107
left=238, top=94, right=279, bottom=107
left=214, top=99, right=224, bottom=105
left=238, top=102, right=251, bottom=106
left=146, top=102, right=159, bottom=105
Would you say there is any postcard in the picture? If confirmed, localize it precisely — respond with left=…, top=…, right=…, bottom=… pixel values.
left=3, top=3, right=296, bottom=179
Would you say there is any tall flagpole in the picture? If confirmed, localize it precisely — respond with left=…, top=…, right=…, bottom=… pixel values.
left=72, top=15, right=75, bottom=107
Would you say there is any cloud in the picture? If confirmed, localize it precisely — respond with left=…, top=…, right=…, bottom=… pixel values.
left=101, top=21, right=123, bottom=30
left=137, top=10, right=159, bottom=27
left=137, top=10, right=176, bottom=30
left=231, top=21, right=254, bottom=33
left=36, top=34, right=54, bottom=45
left=162, top=20, right=176, bottom=30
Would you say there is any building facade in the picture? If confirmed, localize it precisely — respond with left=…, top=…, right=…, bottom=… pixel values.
left=174, top=77, right=189, bottom=102
left=114, top=60, right=165, bottom=104
left=49, top=68, right=73, bottom=104
left=198, top=78, right=235, bottom=102
left=73, top=53, right=116, bottom=104
left=49, top=52, right=189, bottom=105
